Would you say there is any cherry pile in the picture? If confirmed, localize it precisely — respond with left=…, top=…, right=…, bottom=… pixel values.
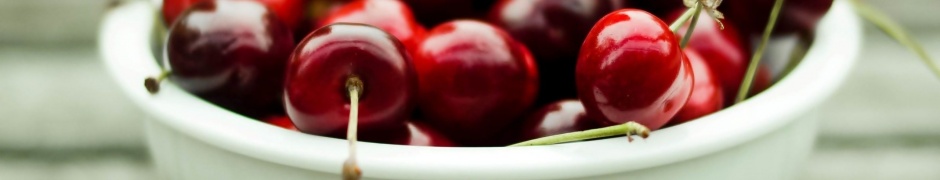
left=151, top=0, right=833, bottom=148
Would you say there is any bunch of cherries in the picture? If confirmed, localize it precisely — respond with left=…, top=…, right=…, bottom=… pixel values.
left=151, top=0, right=832, bottom=148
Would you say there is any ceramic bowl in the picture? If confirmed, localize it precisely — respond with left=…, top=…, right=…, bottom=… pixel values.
left=99, top=1, right=861, bottom=179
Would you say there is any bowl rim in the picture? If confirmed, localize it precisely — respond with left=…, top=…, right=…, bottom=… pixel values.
left=99, top=1, right=861, bottom=179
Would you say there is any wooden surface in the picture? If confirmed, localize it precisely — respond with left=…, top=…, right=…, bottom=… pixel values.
left=1, top=0, right=940, bottom=179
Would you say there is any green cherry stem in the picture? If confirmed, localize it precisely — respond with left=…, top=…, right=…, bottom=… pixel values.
left=679, top=3, right=703, bottom=48
left=850, top=0, right=940, bottom=80
left=736, top=0, right=785, bottom=103
left=669, top=2, right=699, bottom=33
left=508, top=122, right=651, bottom=147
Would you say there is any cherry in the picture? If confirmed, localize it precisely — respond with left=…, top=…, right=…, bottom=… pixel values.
left=162, top=0, right=306, bottom=31
left=515, top=100, right=600, bottom=142
left=576, top=9, right=693, bottom=130
left=263, top=116, right=297, bottom=130
left=284, top=23, right=416, bottom=142
left=163, top=0, right=294, bottom=118
left=667, top=49, right=723, bottom=126
left=256, top=0, right=306, bottom=31
left=402, top=0, right=476, bottom=26
left=389, top=121, right=457, bottom=147
left=668, top=10, right=749, bottom=106
left=414, top=20, right=539, bottom=146
left=318, top=0, right=426, bottom=54
left=489, top=0, right=625, bottom=104
left=721, top=0, right=833, bottom=36
left=161, top=0, right=199, bottom=26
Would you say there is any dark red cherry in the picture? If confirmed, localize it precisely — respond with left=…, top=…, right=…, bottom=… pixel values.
left=285, top=23, right=416, bottom=142
left=516, top=100, right=600, bottom=142
left=667, top=49, right=723, bottom=126
left=166, top=0, right=294, bottom=118
left=576, top=9, right=693, bottom=130
left=389, top=121, right=457, bottom=147
left=402, top=0, right=476, bottom=26
left=668, top=10, right=749, bottom=105
left=489, top=0, right=625, bottom=103
left=414, top=20, right=539, bottom=145
left=163, top=0, right=306, bottom=31
left=721, top=0, right=833, bottom=36
left=264, top=116, right=297, bottom=130
left=319, top=0, right=426, bottom=54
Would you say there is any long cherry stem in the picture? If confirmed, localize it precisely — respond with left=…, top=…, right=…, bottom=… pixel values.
left=679, top=3, right=703, bottom=48
left=509, top=122, right=650, bottom=147
left=669, top=2, right=700, bottom=33
left=342, top=76, right=363, bottom=180
left=850, top=0, right=940, bottom=80
left=736, top=0, right=785, bottom=103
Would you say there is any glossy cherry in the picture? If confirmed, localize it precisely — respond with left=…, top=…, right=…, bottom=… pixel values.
left=721, top=0, right=833, bottom=36
left=263, top=116, right=297, bottom=130
left=667, top=49, right=723, bottom=126
left=284, top=23, right=416, bottom=141
left=389, top=121, right=457, bottom=147
left=166, top=0, right=294, bottom=118
left=319, top=0, right=426, bottom=54
left=668, top=10, right=750, bottom=105
left=515, top=100, right=600, bottom=142
left=163, top=0, right=306, bottom=31
left=414, top=20, right=539, bottom=145
left=489, top=0, right=625, bottom=103
left=576, top=9, right=693, bottom=130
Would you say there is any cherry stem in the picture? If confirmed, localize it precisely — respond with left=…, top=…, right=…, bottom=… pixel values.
left=342, top=75, right=363, bottom=180
left=144, top=70, right=170, bottom=94
left=679, top=3, right=703, bottom=49
left=508, top=122, right=651, bottom=147
left=736, top=0, right=785, bottom=103
left=669, top=3, right=699, bottom=33
left=850, top=0, right=940, bottom=80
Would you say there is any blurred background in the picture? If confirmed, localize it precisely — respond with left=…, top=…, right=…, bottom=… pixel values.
left=1, top=0, right=938, bottom=179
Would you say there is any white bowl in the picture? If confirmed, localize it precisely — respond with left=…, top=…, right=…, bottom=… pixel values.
left=99, top=1, right=861, bottom=179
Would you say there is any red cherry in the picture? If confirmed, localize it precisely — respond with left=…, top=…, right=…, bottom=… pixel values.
left=166, top=0, right=294, bottom=118
left=285, top=23, right=416, bottom=142
left=722, top=0, right=833, bottom=36
left=667, top=49, right=723, bottom=126
left=576, top=9, right=693, bottom=130
left=489, top=0, right=625, bottom=103
left=319, top=0, right=426, bottom=54
left=516, top=100, right=600, bottom=142
left=389, top=121, right=457, bottom=147
left=668, top=10, right=750, bottom=105
left=414, top=20, right=539, bottom=145
left=161, top=0, right=199, bottom=26
left=264, top=116, right=297, bottom=130
left=163, top=0, right=305, bottom=31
